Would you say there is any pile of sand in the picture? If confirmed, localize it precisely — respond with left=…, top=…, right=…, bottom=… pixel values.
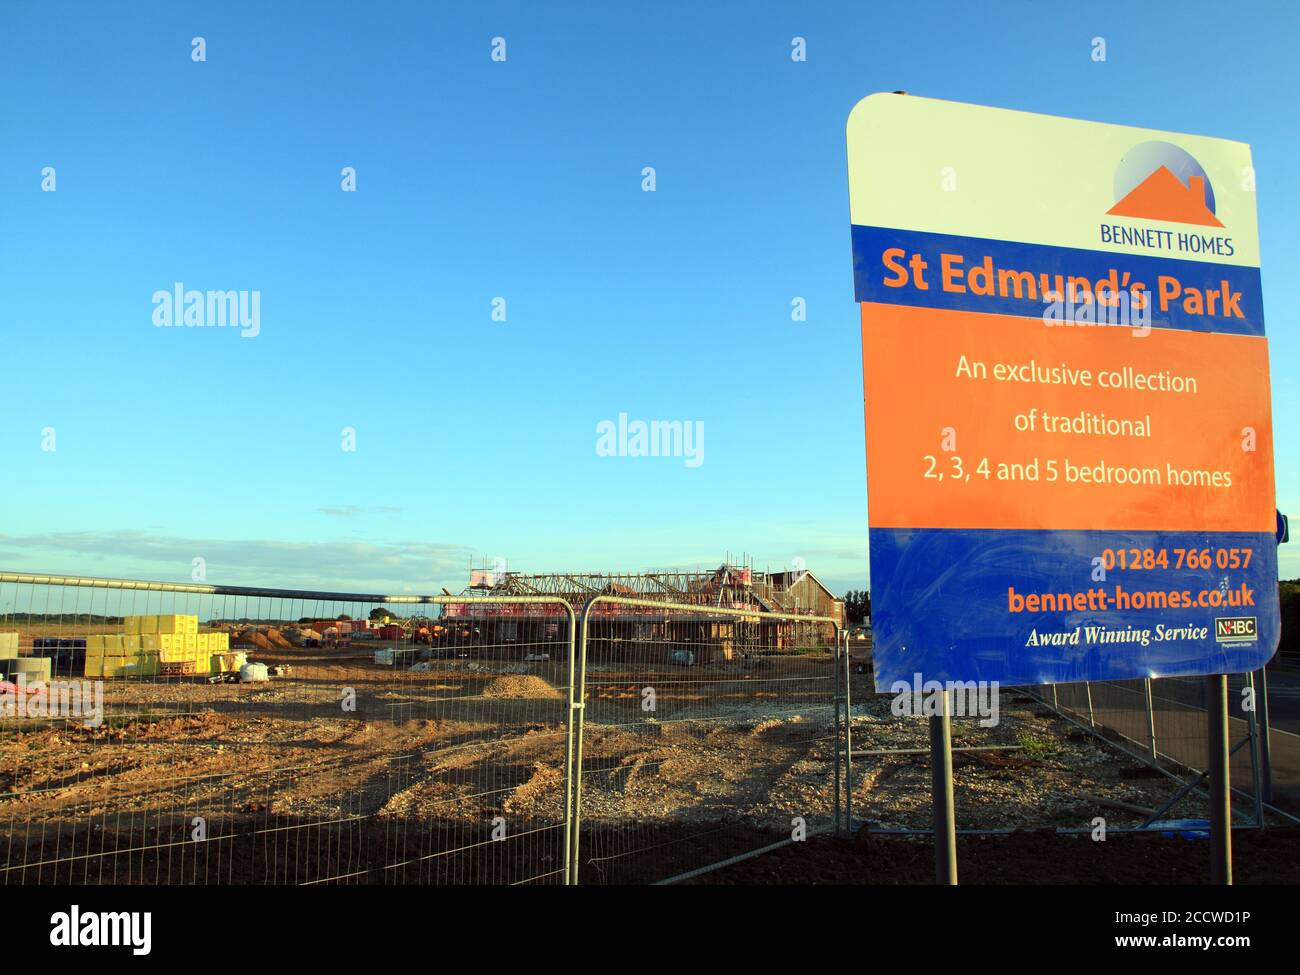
left=480, top=675, right=563, bottom=701
left=503, top=762, right=563, bottom=814
left=239, top=630, right=273, bottom=651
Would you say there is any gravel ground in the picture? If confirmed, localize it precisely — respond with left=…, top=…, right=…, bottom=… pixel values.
left=1, top=649, right=1267, bottom=884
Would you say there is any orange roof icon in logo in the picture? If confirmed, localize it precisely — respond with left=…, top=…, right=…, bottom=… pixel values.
left=1106, top=165, right=1223, bottom=227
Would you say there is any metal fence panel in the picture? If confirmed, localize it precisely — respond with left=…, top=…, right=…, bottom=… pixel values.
left=841, top=640, right=1297, bottom=837
left=1025, top=671, right=1292, bottom=830
left=0, top=574, right=574, bottom=884
left=570, top=597, right=841, bottom=884
left=6, top=570, right=1293, bottom=883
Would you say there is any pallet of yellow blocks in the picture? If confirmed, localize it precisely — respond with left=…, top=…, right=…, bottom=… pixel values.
left=84, top=616, right=229, bottom=678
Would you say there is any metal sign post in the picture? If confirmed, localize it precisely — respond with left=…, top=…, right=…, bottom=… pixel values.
left=931, top=689, right=958, bottom=884
left=1207, top=674, right=1232, bottom=884
left=1257, top=665, right=1274, bottom=804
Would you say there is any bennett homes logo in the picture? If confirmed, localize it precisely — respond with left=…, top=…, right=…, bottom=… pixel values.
left=1099, top=141, right=1236, bottom=258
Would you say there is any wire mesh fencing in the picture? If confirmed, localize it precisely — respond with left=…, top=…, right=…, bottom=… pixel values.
left=841, top=664, right=1100, bottom=835
left=0, top=573, right=576, bottom=884
left=839, top=636, right=1290, bottom=838
left=10, top=568, right=1286, bottom=883
left=1027, top=671, right=1282, bottom=829
left=569, top=598, right=842, bottom=884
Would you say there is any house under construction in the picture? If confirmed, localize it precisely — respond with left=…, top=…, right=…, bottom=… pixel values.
left=441, top=564, right=844, bottom=661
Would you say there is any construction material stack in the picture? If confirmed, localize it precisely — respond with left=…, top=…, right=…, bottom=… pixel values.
left=82, top=616, right=229, bottom=678
left=1, top=631, right=20, bottom=681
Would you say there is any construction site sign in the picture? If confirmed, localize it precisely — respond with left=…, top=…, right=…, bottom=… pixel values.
left=847, top=94, right=1279, bottom=689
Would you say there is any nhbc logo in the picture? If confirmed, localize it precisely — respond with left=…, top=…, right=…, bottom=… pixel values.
left=1100, top=141, right=1236, bottom=258
left=1214, top=616, right=1258, bottom=645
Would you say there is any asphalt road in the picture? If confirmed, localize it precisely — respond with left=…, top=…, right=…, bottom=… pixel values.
left=1061, top=663, right=1300, bottom=819
left=1260, top=662, right=1300, bottom=736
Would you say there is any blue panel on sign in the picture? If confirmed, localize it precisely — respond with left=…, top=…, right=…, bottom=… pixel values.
left=868, top=527, right=1279, bottom=688
left=851, top=225, right=1266, bottom=337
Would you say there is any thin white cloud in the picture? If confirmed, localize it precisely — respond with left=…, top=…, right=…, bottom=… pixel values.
left=318, top=505, right=402, bottom=518
left=0, top=530, right=471, bottom=594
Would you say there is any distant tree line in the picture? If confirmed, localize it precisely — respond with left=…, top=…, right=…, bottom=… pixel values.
left=843, top=590, right=871, bottom=625
left=1, top=614, right=126, bottom=624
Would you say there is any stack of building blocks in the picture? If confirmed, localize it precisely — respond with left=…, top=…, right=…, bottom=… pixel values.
left=124, top=614, right=198, bottom=637
left=81, top=616, right=227, bottom=678
left=85, top=635, right=123, bottom=678
left=0, top=632, right=18, bottom=677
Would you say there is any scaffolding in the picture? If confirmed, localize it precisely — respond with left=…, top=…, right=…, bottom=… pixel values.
left=460, top=563, right=835, bottom=613
left=445, top=564, right=840, bottom=657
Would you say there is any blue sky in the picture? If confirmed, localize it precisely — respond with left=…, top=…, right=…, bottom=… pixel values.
left=1, top=0, right=1296, bottom=595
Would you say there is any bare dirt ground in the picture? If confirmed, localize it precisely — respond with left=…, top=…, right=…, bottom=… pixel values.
left=0, top=646, right=1271, bottom=884
left=684, top=826, right=1300, bottom=885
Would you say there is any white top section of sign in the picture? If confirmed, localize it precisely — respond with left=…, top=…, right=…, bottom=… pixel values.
left=846, top=94, right=1259, bottom=267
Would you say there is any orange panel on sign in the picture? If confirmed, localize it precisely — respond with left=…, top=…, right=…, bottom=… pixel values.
left=861, top=301, right=1275, bottom=533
